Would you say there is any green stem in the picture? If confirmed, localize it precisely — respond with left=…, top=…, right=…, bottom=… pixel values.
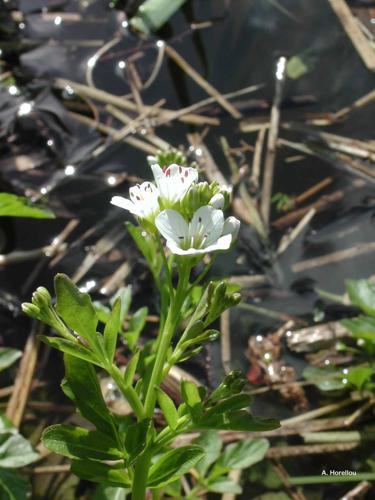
left=131, top=450, right=152, bottom=500
left=144, top=261, right=190, bottom=417
left=156, top=234, right=174, bottom=298
left=132, top=260, right=191, bottom=498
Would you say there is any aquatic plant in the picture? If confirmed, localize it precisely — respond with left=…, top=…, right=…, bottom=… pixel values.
left=23, top=157, right=279, bottom=498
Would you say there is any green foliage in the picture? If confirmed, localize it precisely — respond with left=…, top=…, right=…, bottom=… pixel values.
left=303, top=366, right=346, bottom=392
left=71, top=460, right=131, bottom=488
left=23, top=192, right=279, bottom=497
left=147, top=446, right=205, bottom=488
left=123, top=306, right=148, bottom=351
left=130, top=0, right=187, bottom=35
left=271, top=193, right=294, bottom=212
left=124, top=419, right=151, bottom=462
left=147, top=148, right=187, bottom=168
left=216, top=439, right=269, bottom=470
left=156, top=388, right=178, bottom=429
left=191, top=431, right=270, bottom=497
left=0, top=348, right=21, bottom=372
left=0, top=469, right=31, bottom=500
left=104, top=298, right=121, bottom=362
left=0, top=414, right=39, bottom=468
left=346, top=279, right=375, bottom=317
left=41, top=425, right=123, bottom=461
left=0, top=192, right=54, bottom=219
left=62, top=355, right=118, bottom=436
left=93, top=485, right=128, bottom=500
left=55, top=274, right=99, bottom=349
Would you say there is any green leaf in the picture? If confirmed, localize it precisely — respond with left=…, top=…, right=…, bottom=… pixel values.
left=0, top=348, right=22, bottom=372
left=124, top=419, right=151, bottom=461
left=63, top=355, right=118, bottom=437
left=0, top=469, right=31, bottom=500
left=0, top=192, right=54, bottom=219
left=156, top=388, right=178, bottom=430
left=206, top=394, right=252, bottom=416
left=55, top=274, right=99, bottom=349
left=207, top=477, right=242, bottom=494
left=124, top=307, right=148, bottom=351
left=303, top=366, right=345, bottom=391
left=130, top=0, right=187, bottom=35
left=0, top=415, right=39, bottom=468
left=342, top=316, right=375, bottom=342
left=147, top=446, right=205, bottom=488
left=286, top=54, right=314, bottom=80
left=346, top=279, right=375, bottom=317
left=110, top=286, right=132, bottom=323
left=347, top=366, right=374, bottom=389
left=209, top=371, right=248, bottom=403
left=218, top=438, right=269, bottom=470
left=181, top=380, right=203, bottom=420
left=198, top=411, right=279, bottom=432
left=42, top=424, right=123, bottom=461
left=124, top=350, right=140, bottom=387
left=104, top=298, right=121, bottom=361
left=40, top=336, right=102, bottom=367
left=93, top=484, right=128, bottom=500
left=71, top=460, right=131, bottom=487
left=193, top=430, right=222, bottom=476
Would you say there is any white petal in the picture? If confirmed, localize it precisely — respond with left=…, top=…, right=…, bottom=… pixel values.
left=111, top=196, right=142, bottom=217
left=209, top=193, right=225, bottom=209
left=151, top=164, right=163, bottom=181
left=223, top=216, right=240, bottom=239
left=190, top=206, right=224, bottom=247
left=155, top=209, right=189, bottom=245
left=203, top=233, right=233, bottom=253
left=158, top=164, right=198, bottom=202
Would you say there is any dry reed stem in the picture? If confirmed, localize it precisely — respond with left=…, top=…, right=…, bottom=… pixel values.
left=260, top=59, right=286, bottom=229
left=292, top=240, right=375, bottom=273
left=273, top=190, right=343, bottom=230
left=56, top=78, right=219, bottom=126
left=165, top=44, right=242, bottom=119
left=6, top=325, right=41, bottom=427
left=328, top=0, right=375, bottom=70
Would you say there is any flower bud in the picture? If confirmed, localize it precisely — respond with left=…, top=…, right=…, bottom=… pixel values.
left=209, top=193, right=225, bottom=209
left=223, top=216, right=240, bottom=240
left=22, top=302, right=40, bottom=319
left=32, top=287, right=52, bottom=308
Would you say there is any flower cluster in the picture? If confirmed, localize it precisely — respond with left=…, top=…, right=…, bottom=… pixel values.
left=111, top=162, right=240, bottom=256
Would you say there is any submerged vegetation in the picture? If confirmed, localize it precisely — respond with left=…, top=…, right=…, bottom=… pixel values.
left=0, top=0, right=375, bottom=498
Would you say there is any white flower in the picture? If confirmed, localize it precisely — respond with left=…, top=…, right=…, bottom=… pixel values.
left=111, top=181, right=159, bottom=219
left=151, top=163, right=198, bottom=204
left=155, top=205, right=240, bottom=256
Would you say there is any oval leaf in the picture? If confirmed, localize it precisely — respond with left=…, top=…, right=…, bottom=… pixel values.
left=42, top=425, right=123, bottom=461
left=147, top=446, right=205, bottom=488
